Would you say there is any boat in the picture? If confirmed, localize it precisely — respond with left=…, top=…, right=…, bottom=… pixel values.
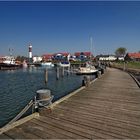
left=76, top=66, right=98, bottom=75
left=0, top=56, right=20, bottom=70
left=41, top=62, right=54, bottom=67
left=57, top=61, right=70, bottom=67
left=76, top=62, right=98, bottom=75
left=76, top=36, right=98, bottom=75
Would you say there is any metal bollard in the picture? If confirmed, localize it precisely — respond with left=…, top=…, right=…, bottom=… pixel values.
left=82, top=76, right=90, bottom=87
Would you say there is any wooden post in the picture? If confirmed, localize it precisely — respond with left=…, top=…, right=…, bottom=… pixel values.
left=98, top=71, right=101, bottom=78
left=56, top=67, right=60, bottom=80
left=67, top=66, right=70, bottom=75
left=101, top=68, right=104, bottom=74
left=45, top=68, right=48, bottom=84
left=62, top=67, right=64, bottom=77
left=70, top=66, right=73, bottom=75
left=123, top=61, right=126, bottom=71
left=96, top=71, right=99, bottom=78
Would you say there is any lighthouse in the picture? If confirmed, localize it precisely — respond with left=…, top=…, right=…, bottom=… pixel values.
left=28, top=44, right=33, bottom=63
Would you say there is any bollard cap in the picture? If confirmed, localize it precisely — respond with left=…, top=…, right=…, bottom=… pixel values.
left=36, top=89, right=51, bottom=94
left=36, top=89, right=51, bottom=100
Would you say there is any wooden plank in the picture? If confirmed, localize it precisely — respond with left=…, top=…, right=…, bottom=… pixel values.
left=30, top=118, right=85, bottom=139
left=0, top=112, right=39, bottom=135
left=4, top=126, right=41, bottom=139
left=55, top=103, right=140, bottom=126
left=37, top=116, right=117, bottom=139
left=54, top=107, right=140, bottom=131
left=0, top=133, right=13, bottom=139
left=63, top=98, right=140, bottom=113
left=47, top=108, right=140, bottom=138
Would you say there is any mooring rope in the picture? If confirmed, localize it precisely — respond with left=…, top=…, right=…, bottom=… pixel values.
left=7, top=100, right=34, bottom=125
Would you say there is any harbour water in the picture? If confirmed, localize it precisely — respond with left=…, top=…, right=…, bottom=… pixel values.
left=0, top=67, right=96, bottom=127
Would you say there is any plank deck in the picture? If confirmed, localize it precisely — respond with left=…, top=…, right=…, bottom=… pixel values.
left=1, top=68, right=140, bottom=139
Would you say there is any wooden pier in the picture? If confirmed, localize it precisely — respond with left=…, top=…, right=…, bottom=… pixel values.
left=1, top=68, right=140, bottom=139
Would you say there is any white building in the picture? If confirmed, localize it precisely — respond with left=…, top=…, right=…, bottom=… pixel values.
left=33, top=56, right=42, bottom=63
left=98, top=55, right=117, bottom=61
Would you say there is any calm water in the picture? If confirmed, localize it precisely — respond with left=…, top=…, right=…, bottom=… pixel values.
left=0, top=67, right=95, bottom=127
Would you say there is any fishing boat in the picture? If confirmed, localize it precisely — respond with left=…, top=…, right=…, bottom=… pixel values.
left=0, top=56, right=20, bottom=70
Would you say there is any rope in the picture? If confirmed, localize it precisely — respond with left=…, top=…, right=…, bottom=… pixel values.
left=8, top=100, right=33, bottom=125
left=37, top=95, right=54, bottom=107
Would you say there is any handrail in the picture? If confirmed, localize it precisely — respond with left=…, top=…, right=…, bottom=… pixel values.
left=129, top=73, right=140, bottom=88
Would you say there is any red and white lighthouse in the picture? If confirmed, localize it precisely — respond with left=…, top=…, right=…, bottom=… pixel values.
left=28, top=44, right=32, bottom=59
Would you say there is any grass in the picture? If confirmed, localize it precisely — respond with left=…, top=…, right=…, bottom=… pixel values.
left=113, top=61, right=140, bottom=69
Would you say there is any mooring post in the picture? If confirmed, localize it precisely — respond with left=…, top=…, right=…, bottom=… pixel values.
left=34, top=96, right=39, bottom=112
left=62, top=67, right=64, bottom=77
left=56, top=67, right=60, bottom=80
left=67, top=66, right=70, bottom=75
left=101, top=68, right=104, bottom=74
left=82, top=76, right=90, bottom=87
left=123, top=61, right=126, bottom=71
left=98, top=71, right=101, bottom=78
left=70, top=66, right=73, bottom=75
left=45, top=68, right=48, bottom=84
left=96, top=71, right=99, bottom=78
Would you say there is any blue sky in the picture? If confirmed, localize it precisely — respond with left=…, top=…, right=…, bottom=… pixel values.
left=0, top=1, right=140, bottom=56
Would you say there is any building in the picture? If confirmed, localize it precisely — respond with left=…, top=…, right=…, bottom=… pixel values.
left=74, top=52, right=92, bottom=61
left=0, top=56, right=5, bottom=63
left=125, top=52, right=140, bottom=61
left=96, top=55, right=117, bottom=61
left=42, top=54, right=54, bottom=62
left=32, top=56, right=42, bottom=63
left=53, top=52, right=70, bottom=61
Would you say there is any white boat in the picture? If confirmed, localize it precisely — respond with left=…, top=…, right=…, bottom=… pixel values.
left=57, top=61, right=70, bottom=67
left=41, top=62, right=54, bottom=67
left=0, top=56, right=20, bottom=70
left=76, top=36, right=98, bottom=75
left=76, top=62, right=98, bottom=75
left=3, top=56, right=16, bottom=65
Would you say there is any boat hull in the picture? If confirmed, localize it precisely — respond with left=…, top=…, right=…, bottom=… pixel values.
left=57, top=62, right=70, bottom=67
left=76, top=70, right=98, bottom=75
left=0, top=63, right=20, bottom=70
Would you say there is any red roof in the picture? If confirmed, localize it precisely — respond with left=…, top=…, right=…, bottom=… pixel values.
left=54, top=52, right=70, bottom=57
left=128, top=53, right=140, bottom=58
left=42, top=54, right=53, bottom=59
left=74, top=52, right=92, bottom=56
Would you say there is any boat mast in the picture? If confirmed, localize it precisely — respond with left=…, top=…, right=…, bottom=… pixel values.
left=90, top=36, right=93, bottom=61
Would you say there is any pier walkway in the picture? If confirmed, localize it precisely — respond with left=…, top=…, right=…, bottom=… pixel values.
left=1, top=68, right=140, bottom=139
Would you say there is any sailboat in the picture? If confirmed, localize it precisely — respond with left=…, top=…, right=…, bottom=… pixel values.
left=76, top=37, right=98, bottom=75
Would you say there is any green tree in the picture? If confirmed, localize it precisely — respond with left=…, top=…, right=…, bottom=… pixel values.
left=16, top=56, right=28, bottom=62
left=115, top=47, right=127, bottom=56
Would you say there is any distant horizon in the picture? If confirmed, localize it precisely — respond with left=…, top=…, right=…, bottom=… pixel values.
left=0, top=1, right=140, bottom=57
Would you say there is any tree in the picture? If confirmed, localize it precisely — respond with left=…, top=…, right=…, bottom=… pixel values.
left=16, top=56, right=28, bottom=62
left=115, top=47, right=127, bottom=56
